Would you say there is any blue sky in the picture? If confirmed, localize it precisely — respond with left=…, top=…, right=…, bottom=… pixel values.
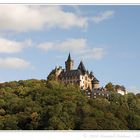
left=0, top=5, right=140, bottom=93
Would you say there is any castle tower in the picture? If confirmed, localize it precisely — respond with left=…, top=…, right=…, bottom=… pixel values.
left=65, top=53, right=74, bottom=71
left=78, top=61, right=86, bottom=75
left=92, top=77, right=100, bottom=89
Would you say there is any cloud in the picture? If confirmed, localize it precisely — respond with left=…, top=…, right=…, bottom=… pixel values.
left=57, top=38, right=86, bottom=52
left=38, top=38, right=86, bottom=52
left=0, top=57, right=31, bottom=69
left=0, top=37, right=32, bottom=53
left=79, top=48, right=106, bottom=60
left=0, top=6, right=115, bottom=32
left=0, top=5, right=87, bottom=32
left=38, top=42, right=54, bottom=51
left=92, top=11, right=114, bottom=23
left=38, top=38, right=106, bottom=60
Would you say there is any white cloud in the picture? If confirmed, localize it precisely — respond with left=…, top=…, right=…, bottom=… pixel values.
left=79, top=48, right=106, bottom=60
left=0, top=5, right=87, bottom=32
left=0, top=6, right=115, bottom=32
left=92, top=11, right=114, bottom=23
left=0, top=37, right=32, bottom=53
left=0, top=57, right=30, bottom=69
left=38, top=38, right=106, bottom=60
left=58, top=38, right=86, bottom=52
left=38, top=42, right=55, bottom=51
left=38, top=38, right=86, bottom=52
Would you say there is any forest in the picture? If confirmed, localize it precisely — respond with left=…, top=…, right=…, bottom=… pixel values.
left=0, top=79, right=140, bottom=130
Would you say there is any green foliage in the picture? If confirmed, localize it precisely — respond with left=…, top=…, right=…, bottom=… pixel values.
left=0, top=115, right=18, bottom=130
left=80, top=117, right=97, bottom=130
left=105, top=82, right=115, bottom=92
left=0, top=79, right=140, bottom=130
left=127, top=113, right=140, bottom=129
left=136, top=93, right=140, bottom=98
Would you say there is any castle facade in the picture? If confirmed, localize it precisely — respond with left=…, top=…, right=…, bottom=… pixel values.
left=47, top=53, right=100, bottom=91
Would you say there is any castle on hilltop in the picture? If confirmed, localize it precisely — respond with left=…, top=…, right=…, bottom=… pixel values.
left=47, top=53, right=127, bottom=98
left=47, top=53, right=100, bottom=91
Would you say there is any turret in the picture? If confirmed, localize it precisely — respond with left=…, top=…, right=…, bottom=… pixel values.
left=92, top=77, right=100, bottom=89
left=65, top=53, right=74, bottom=71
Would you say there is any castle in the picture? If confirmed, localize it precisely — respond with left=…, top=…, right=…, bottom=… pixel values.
left=47, top=53, right=100, bottom=91
left=47, top=53, right=127, bottom=98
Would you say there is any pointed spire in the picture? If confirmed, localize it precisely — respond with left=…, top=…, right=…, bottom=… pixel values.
left=65, top=53, right=74, bottom=71
left=78, top=61, right=86, bottom=74
left=67, top=53, right=71, bottom=61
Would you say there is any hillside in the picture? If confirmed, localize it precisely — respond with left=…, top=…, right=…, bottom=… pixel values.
left=0, top=79, right=140, bottom=130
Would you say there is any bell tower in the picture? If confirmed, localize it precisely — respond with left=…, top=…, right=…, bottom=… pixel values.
left=65, top=53, right=74, bottom=71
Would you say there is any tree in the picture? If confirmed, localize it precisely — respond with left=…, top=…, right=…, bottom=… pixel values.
left=0, top=115, right=18, bottom=130
left=105, top=82, right=115, bottom=92
left=0, top=79, right=140, bottom=130
left=127, top=113, right=140, bottom=129
left=136, top=93, right=140, bottom=98
left=88, top=98, right=110, bottom=111
left=126, top=93, right=137, bottom=111
left=80, top=117, right=97, bottom=130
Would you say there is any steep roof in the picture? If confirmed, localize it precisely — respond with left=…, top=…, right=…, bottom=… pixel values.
left=59, top=69, right=81, bottom=78
left=67, top=53, right=72, bottom=62
left=77, top=61, right=86, bottom=74
left=92, top=77, right=99, bottom=84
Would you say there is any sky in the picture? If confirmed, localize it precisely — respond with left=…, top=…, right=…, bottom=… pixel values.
left=0, top=5, right=140, bottom=93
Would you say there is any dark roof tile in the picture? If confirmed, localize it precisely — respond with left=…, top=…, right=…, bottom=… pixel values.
left=59, top=69, right=81, bottom=78
left=78, top=61, right=86, bottom=74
